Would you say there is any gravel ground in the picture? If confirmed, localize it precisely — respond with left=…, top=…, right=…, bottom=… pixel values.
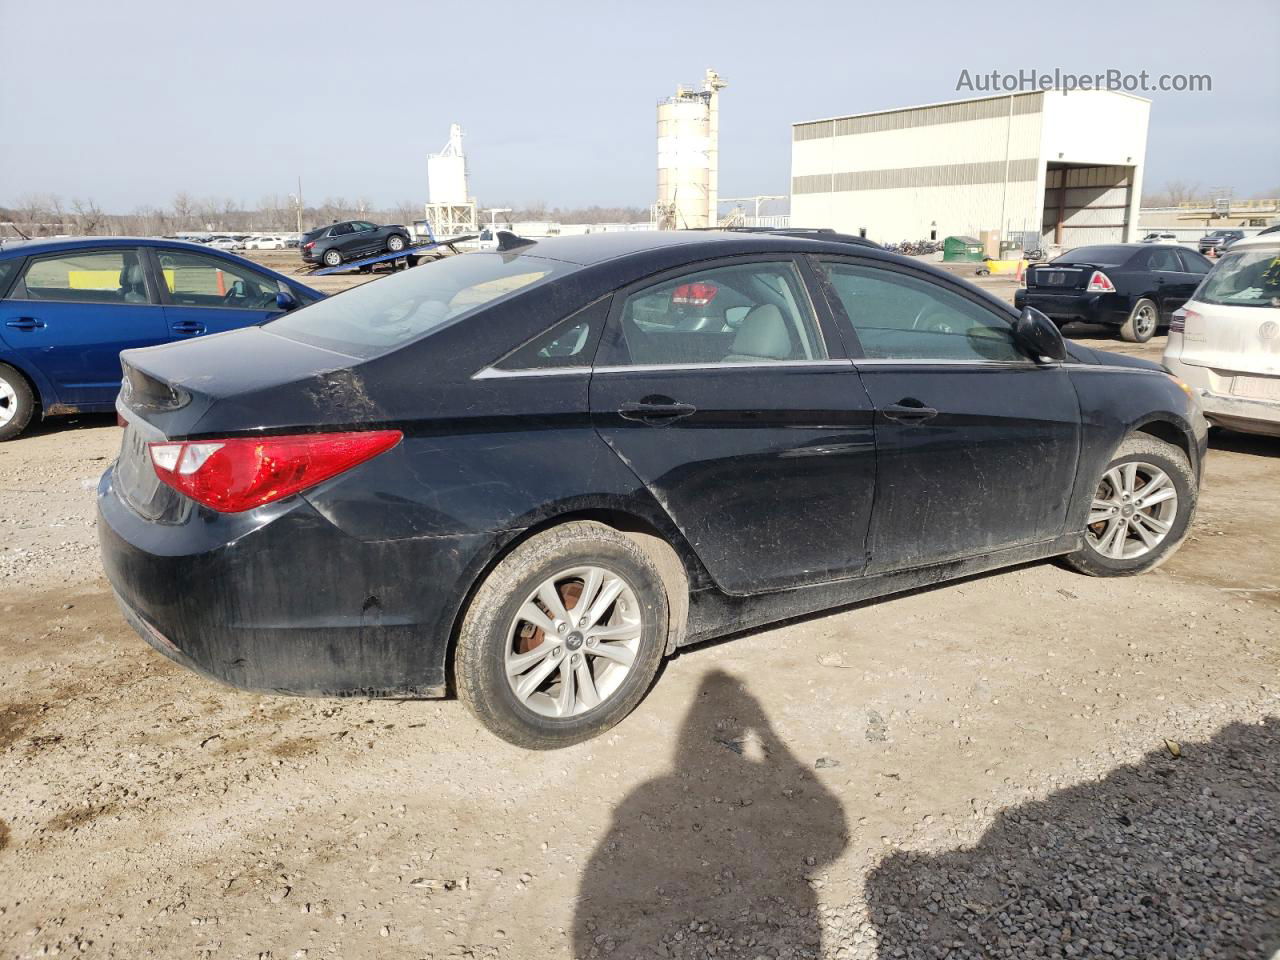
left=1, top=278, right=1278, bottom=960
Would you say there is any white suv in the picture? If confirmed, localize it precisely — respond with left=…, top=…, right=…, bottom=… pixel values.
left=1163, top=233, right=1280, bottom=437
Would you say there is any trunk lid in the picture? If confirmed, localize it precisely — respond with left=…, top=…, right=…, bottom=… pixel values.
left=114, top=326, right=371, bottom=518
left=1026, top=262, right=1095, bottom=291
left=1178, top=299, right=1280, bottom=379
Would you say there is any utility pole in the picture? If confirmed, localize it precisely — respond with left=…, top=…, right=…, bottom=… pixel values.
left=296, top=176, right=303, bottom=234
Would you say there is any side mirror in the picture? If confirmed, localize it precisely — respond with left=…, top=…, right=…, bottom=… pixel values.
left=1013, top=306, right=1067, bottom=363
left=276, top=282, right=298, bottom=311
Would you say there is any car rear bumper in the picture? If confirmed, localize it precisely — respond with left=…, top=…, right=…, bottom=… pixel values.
left=1015, top=289, right=1128, bottom=326
left=1163, top=353, right=1280, bottom=437
left=97, top=467, right=484, bottom=699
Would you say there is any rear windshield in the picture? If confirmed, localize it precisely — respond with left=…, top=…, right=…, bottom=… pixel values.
left=1055, top=246, right=1134, bottom=266
left=1194, top=248, right=1280, bottom=309
left=265, top=252, right=575, bottom=358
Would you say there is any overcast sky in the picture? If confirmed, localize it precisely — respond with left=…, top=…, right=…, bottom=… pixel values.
left=2, top=0, right=1276, bottom=213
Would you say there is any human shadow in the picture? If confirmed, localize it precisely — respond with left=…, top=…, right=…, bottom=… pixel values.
left=574, top=669, right=848, bottom=959
left=867, top=717, right=1280, bottom=959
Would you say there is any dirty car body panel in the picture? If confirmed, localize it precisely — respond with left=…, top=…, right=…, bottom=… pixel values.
left=97, top=232, right=1207, bottom=698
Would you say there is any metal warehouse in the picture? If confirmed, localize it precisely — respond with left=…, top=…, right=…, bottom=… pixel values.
left=790, top=90, right=1150, bottom=249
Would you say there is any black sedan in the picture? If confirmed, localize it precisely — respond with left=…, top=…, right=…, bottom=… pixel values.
left=300, top=219, right=411, bottom=267
left=1015, top=243, right=1212, bottom=343
left=99, top=231, right=1207, bottom=748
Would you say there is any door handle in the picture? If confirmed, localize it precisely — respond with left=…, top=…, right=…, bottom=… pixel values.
left=171, top=321, right=206, bottom=335
left=882, top=399, right=938, bottom=424
left=618, top=398, right=697, bottom=425
left=5, top=317, right=45, bottom=330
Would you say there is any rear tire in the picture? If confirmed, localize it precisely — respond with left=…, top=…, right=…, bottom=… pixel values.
left=455, top=521, right=668, bottom=749
left=0, top=363, right=35, bottom=441
left=1062, top=435, right=1196, bottom=577
left=1119, top=298, right=1158, bottom=343
left=386, top=234, right=406, bottom=253
left=322, top=248, right=342, bottom=267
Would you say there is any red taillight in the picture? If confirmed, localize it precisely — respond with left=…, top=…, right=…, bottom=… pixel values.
left=1086, top=270, right=1115, bottom=293
left=671, top=282, right=718, bottom=307
left=304, top=241, right=315, bottom=251
left=148, top=430, right=402, bottom=512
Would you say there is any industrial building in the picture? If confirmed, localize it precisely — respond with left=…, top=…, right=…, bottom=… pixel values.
left=790, top=90, right=1150, bottom=250
left=655, top=69, right=726, bottom=230
left=424, top=124, right=479, bottom=237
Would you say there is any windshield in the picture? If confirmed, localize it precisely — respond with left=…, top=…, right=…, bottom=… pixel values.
left=1194, top=248, right=1280, bottom=309
left=265, top=251, right=574, bottom=357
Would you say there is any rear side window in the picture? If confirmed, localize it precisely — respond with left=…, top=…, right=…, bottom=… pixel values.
left=495, top=297, right=610, bottom=371
left=266, top=252, right=574, bottom=358
left=14, top=248, right=150, bottom=305
left=606, top=260, right=826, bottom=367
left=1194, top=249, right=1280, bottom=309
left=820, top=262, right=1023, bottom=362
left=1146, top=248, right=1181, bottom=272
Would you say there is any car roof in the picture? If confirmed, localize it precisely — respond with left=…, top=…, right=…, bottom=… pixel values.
left=0, top=235, right=232, bottom=258
left=504, top=229, right=901, bottom=267
left=1229, top=233, right=1280, bottom=250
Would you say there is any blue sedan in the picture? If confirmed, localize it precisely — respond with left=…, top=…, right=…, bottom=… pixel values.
left=0, top=237, right=323, bottom=440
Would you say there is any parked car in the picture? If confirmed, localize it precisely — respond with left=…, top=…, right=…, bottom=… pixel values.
left=245, top=236, right=288, bottom=250
left=1198, top=230, right=1245, bottom=256
left=1141, top=232, right=1178, bottom=243
left=1163, top=233, right=1280, bottom=437
left=0, top=237, right=322, bottom=440
left=99, top=232, right=1207, bottom=747
left=301, top=220, right=411, bottom=267
left=207, top=237, right=244, bottom=251
left=1015, top=243, right=1213, bottom=343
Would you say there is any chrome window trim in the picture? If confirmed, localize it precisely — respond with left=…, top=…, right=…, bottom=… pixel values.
left=472, top=359, right=853, bottom=380
left=472, top=365, right=593, bottom=380
left=851, top=358, right=1041, bottom=369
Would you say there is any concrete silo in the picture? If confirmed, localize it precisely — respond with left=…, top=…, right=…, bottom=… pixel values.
left=424, top=124, right=478, bottom=238
left=656, top=69, right=726, bottom=230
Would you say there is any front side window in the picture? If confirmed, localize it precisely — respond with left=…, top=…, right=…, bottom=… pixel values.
left=155, top=250, right=281, bottom=310
left=351, top=221, right=376, bottom=232
left=820, top=261, right=1023, bottom=362
left=1194, top=249, right=1280, bottom=309
left=266, top=251, right=573, bottom=358
left=609, top=260, right=826, bottom=367
left=15, top=248, right=150, bottom=305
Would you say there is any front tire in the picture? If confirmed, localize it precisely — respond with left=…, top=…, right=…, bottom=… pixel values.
left=321, top=248, right=343, bottom=267
left=386, top=234, right=406, bottom=253
left=1062, top=435, right=1196, bottom=577
left=0, top=363, right=35, bottom=441
left=455, top=521, right=668, bottom=749
left=1120, top=298, right=1159, bottom=343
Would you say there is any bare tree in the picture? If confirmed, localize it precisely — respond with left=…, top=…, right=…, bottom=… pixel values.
left=71, top=197, right=106, bottom=235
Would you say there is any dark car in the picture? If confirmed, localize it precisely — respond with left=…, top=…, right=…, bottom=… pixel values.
left=0, top=237, right=322, bottom=440
left=98, top=231, right=1206, bottom=748
left=1198, top=230, right=1245, bottom=255
left=1014, top=243, right=1212, bottom=343
left=301, top=220, right=411, bottom=267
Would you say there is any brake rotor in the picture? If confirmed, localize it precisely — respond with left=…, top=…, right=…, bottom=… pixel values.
left=514, top=579, right=583, bottom=654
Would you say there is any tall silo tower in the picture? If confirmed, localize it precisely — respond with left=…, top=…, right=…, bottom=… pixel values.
left=656, top=69, right=726, bottom=230
left=424, top=124, right=478, bottom=237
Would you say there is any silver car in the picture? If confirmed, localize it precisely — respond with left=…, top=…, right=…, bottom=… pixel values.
left=1163, top=234, right=1280, bottom=437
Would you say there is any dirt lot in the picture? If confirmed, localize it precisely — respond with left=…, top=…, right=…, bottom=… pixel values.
left=1, top=263, right=1277, bottom=960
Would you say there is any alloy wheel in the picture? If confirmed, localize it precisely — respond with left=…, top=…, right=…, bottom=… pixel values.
left=1134, top=303, right=1157, bottom=339
left=1086, top=461, right=1179, bottom=560
left=0, top=379, right=17, bottom=426
left=504, top=565, right=642, bottom=718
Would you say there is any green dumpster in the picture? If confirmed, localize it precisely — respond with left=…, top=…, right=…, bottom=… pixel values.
left=942, top=235, right=984, bottom=262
